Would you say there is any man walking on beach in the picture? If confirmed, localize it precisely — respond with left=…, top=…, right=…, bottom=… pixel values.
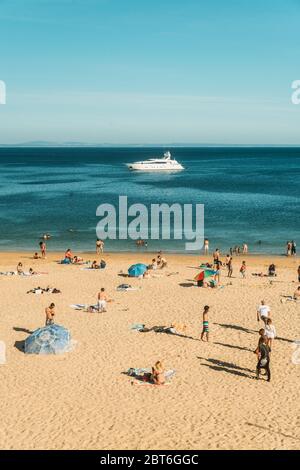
left=257, top=300, right=270, bottom=326
left=201, top=305, right=210, bottom=342
left=45, top=303, right=55, bottom=326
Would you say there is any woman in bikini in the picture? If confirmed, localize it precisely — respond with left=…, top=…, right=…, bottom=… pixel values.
left=151, top=361, right=165, bottom=385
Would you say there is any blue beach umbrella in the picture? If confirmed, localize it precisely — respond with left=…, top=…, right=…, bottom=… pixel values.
left=25, top=324, right=71, bottom=355
left=128, top=263, right=148, bottom=277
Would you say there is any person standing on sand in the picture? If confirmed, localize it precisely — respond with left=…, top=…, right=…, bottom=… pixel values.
left=201, top=305, right=210, bottom=342
left=39, top=241, right=46, bottom=259
left=243, top=243, right=248, bottom=254
left=240, top=260, right=246, bottom=278
left=291, top=240, right=296, bottom=256
left=97, top=288, right=112, bottom=312
left=226, top=255, right=233, bottom=278
left=204, top=238, right=209, bottom=254
left=215, top=262, right=221, bottom=284
left=96, top=239, right=104, bottom=254
left=286, top=241, right=292, bottom=256
left=255, top=334, right=271, bottom=382
left=45, top=303, right=55, bottom=326
left=213, top=249, right=220, bottom=266
left=297, top=266, right=300, bottom=283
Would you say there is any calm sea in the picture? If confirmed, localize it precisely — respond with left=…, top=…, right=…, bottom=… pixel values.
left=0, top=147, right=299, bottom=254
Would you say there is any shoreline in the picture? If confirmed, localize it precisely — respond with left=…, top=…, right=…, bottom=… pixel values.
left=0, top=250, right=298, bottom=268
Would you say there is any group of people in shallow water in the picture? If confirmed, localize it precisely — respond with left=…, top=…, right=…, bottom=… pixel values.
left=204, top=238, right=249, bottom=256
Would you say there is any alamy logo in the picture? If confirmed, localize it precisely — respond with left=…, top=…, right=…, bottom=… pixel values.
left=291, top=80, right=300, bottom=105
left=96, top=196, right=204, bottom=250
left=0, top=80, right=6, bottom=104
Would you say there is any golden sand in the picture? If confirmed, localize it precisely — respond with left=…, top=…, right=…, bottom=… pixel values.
left=0, top=251, right=299, bottom=449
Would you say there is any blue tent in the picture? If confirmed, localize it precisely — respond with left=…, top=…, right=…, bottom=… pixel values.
left=25, top=324, right=71, bottom=355
left=128, top=263, right=148, bottom=277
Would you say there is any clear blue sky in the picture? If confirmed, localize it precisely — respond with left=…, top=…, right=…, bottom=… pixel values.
left=0, top=0, right=299, bottom=144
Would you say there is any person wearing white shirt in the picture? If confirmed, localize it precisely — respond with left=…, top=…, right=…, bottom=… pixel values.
left=264, top=318, right=276, bottom=350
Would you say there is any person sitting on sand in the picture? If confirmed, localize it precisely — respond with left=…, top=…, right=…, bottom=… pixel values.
left=157, top=254, right=167, bottom=268
left=151, top=361, right=165, bottom=385
left=33, top=252, right=39, bottom=259
left=281, top=286, right=300, bottom=303
left=201, top=305, right=210, bottom=342
left=257, top=300, right=271, bottom=325
left=97, top=288, right=112, bottom=312
left=169, top=323, right=187, bottom=335
left=17, top=262, right=24, bottom=275
left=29, top=268, right=37, bottom=275
left=268, top=264, right=276, bottom=277
left=149, top=258, right=158, bottom=270
left=45, top=303, right=55, bottom=326
left=264, top=318, right=276, bottom=351
left=65, top=249, right=73, bottom=261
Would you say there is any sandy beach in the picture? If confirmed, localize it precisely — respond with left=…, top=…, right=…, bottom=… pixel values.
left=0, top=251, right=299, bottom=450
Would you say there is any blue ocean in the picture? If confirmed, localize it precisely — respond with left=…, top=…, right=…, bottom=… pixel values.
left=0, top=147, right=299, bottom=254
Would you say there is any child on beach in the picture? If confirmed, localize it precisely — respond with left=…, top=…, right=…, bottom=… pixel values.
left=45, top=303, right=55, bottom=326
left=201, top=305, right=210, bottom=342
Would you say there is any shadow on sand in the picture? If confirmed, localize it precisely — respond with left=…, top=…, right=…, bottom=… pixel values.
left=197, top=356, right=254, bottom=379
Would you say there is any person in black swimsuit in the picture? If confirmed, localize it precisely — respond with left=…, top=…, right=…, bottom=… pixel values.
left=255, top=334, right=271, bottom=382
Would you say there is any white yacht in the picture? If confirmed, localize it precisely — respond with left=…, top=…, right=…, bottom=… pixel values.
left=126, top=151, right=184, bottom=171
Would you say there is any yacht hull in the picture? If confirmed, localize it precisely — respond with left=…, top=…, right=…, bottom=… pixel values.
left=126, top=163, right=184, bottom=171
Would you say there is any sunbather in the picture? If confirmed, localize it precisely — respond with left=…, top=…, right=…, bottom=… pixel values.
left=151, top=361, right=165, bottom=385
